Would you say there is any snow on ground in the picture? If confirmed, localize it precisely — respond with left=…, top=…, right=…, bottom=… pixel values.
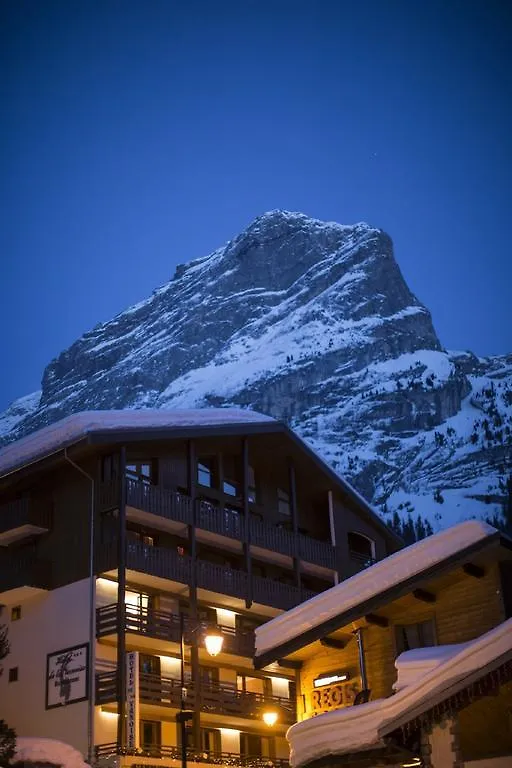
left=12, top=738, right=89, bottom=768
left=255, top=520, right=496, bottom=658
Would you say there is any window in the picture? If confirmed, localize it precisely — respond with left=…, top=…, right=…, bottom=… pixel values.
left=101, top=453, right=119, bottom=483
left=348, top=532, right=375, bottom=567
left=223, top=455, right=240, bottom=497
left=11, top=605, right=21, bottom=621
left=140, top=720, right=161, bottom=750
left=277, top=488, right=290, bottom=516
left=140, top=655, right=161, bottom=676
left=126, top=460, right=157, bottom=485
left=395, top=619, right=436, bottom=655
left=248, top=466, right=257, bottom=504
left=200, top=728, right=221, bottom=754
left=199, top=666, right=219, bottom=686
left=198, top=456, right=218, bottom=488
left=240, top=733, right=271, bottom=758
left=8, top=667, right=18, bottom=683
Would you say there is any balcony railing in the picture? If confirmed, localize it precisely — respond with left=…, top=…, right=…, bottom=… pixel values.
left=0, top=552, right=52, bottom=595
left=0, top=498, right=51, bottom=536
left=97, top=541, right=313, bottom=611
left=95, top=743, right=289, bottom=768
left=98, top=479, right=336, bottom=569
left=96, top=671, right=296, bottom=724
left=96, top=603, right=255, bottom=657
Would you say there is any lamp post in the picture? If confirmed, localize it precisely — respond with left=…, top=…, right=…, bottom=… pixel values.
left=177, top=614, right=224, bottom=768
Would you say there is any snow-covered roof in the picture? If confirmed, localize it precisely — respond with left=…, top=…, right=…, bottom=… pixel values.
left=0, top=408, right=276, bottom=479
left=287, top=617, right=512, bottom=767
left=255, top=520, right=498, bottom=662
left=12, top=737, right=90, bottom=768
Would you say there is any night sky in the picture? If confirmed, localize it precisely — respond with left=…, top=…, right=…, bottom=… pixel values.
left=1, top=0, right=511, bottom=412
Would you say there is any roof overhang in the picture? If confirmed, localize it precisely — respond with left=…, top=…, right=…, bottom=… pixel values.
left=254, top=531, right=510, bottom=668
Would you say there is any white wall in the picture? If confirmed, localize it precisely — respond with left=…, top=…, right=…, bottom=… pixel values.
left=220, top=728, right=240, bottom=754
left=0, top=578, right=91, bottom=755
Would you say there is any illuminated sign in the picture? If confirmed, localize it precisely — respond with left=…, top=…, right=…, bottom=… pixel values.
left=311, top=679, right=359, bottom=712
left=313, top=672, right=348, bottom=688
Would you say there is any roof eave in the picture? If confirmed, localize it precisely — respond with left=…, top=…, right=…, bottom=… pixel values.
left=254, top=531, right=502, bottom=668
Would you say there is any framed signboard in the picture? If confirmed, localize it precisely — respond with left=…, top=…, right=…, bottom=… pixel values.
left=46, top=643, right=89, bottom=709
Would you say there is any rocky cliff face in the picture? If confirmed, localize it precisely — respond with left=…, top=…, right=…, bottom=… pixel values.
left=2, top=211, right=511, bottom=530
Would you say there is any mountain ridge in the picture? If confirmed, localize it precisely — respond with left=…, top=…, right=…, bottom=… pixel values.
left=1, top=210, right=510, bottom=532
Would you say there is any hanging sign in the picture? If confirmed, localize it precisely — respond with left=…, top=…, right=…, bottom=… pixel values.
left=126, top=651, right=140, bottom=749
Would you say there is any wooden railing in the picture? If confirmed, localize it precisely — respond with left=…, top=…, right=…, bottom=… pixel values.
left=0, top=497, right=51, bottom=535
left=0, top=552, right=51, bottom=594
left=95, top=742, right=290, bottom=768
left=96, top=603, right=255, bottom=657
left=96, top=671, right=295, bottom=723
left=126, top=542, right=193, bottom=583
left=97, top=479, right=336, bottom=570
left=197, top=500, right=243, bottom=540
left=96, top=541, right=313, bottom=611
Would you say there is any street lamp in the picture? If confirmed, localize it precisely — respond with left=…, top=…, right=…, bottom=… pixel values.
left=262, top=708, right=279, bottom=727
left=177, top=615, right=224, bottom=768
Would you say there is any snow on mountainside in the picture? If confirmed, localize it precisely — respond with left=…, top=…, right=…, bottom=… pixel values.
left=1, top=210, right=511, bottom=531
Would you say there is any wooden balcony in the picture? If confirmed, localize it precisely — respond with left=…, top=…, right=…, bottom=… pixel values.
left=0, top=551, right=51, bottom=601
left=96, top=603, right=255, bottom=657
left=96, top=671, right=296, bottom=724
left=98, top=479, right=336, bottom=570
left=0, top=498, right=51, bottom=545
left=95, top=742, right=290, bottom=768
left=97, top=540, right=315, bottom=611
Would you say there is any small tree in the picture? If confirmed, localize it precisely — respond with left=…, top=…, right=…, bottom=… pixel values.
left=0, top=624, right=16, bottom=767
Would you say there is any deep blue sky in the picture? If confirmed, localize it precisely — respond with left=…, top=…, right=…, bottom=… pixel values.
left=1, top=0, right=511, bottom=411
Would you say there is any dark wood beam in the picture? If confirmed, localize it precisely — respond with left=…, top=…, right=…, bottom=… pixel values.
left=117, top=446, right=127, bottom=748
left=463, top=562, right=485, bottom=579
left=320, top=636, right=348, bottom=649
left=412, top=588, right=436, bottom=603
left=365, top=613, right=389, bottom=628
left=242, top=437, right=252, bottom=608
left=277, top=659, right=303, bottom=670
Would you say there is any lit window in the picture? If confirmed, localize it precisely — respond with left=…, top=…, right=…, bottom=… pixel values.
left=11, top=606, right=21, bottom=621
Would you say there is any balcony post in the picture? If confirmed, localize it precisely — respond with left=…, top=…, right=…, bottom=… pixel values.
left=288, top=461, right=301, bottom=592
left=187, top=440, right=201, bottom=751
left=242, top=437, right=252, bottom=608
left=117, top=446, right=127, bottom=748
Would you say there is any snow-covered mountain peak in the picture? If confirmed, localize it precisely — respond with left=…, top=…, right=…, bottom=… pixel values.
left=1, top=212, right=510, bottom=533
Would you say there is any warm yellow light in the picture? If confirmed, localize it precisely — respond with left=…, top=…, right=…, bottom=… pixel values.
left=262, top=710, right=279, bottom=727
left=204, top=628, right=224, bottom=657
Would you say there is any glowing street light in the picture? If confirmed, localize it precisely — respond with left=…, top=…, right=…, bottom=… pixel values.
left=203, top=627, right=224, bottom=657
left=262, top=709, right=279, bottom=727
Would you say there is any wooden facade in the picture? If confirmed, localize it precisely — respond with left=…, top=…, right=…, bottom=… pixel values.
left=0, top=414, right=398, bottom=768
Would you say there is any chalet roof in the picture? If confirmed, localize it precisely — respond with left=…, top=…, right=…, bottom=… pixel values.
left=286, top=617, right=512, bottom=767
left=0, top=408, right=275, bottom=478
left=254, top=520, right=508, bottom=667
left=0, top=409, right=399, bottom=546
